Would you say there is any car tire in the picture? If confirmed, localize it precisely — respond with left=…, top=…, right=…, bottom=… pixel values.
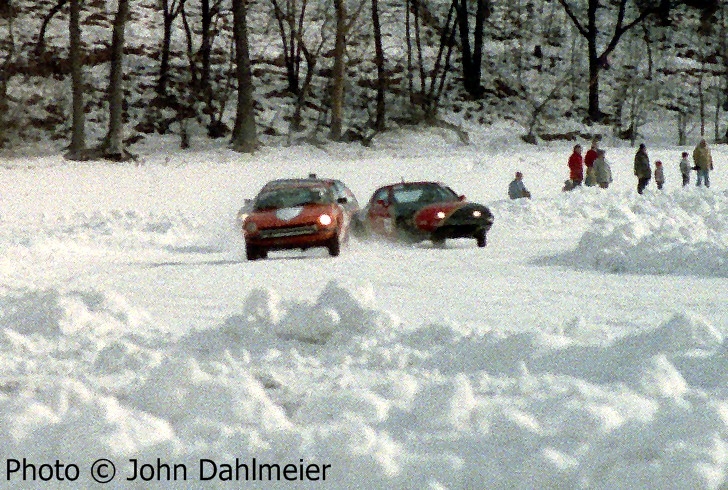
left=432, top=236, right=446, bottom=248
left=475, top=229, right=487, bottom=248
left=327, top=234, right=341, bottom=256
left=246, top=244, right=264, bottom=260
left=352, top=217, right=368, bottom=239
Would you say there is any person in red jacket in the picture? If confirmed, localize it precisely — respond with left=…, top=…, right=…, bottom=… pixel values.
left=584, top=137, right=600, bottom=186
left=567, top=144, right=584, bottom=188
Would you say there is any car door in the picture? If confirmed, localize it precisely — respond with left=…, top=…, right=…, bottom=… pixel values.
left=367, top=187, right=395, bottom=237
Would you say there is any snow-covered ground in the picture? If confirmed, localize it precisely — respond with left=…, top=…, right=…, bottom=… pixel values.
left=0, top=125, right=727, bottom=488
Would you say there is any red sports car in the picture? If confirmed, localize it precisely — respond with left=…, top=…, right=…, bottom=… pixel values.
left=240, top=177, right=359, bottom=260
left=355, top=181, right=494, bottom=247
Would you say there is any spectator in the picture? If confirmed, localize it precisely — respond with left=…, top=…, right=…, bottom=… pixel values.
left=567, top=144, right=584, bottom=189
left=634, top=143, right=651, bottom=194
left=654, top=160, right=665, bottom=190
left=508, top=171, right=532, bottom=199
left=679, top=151, right=691, bottom=187
left=692, top=139, right=714, bottom=188
left=584, top=137, right=600, bottom=187
left=593, top=149, right=613, bottom=189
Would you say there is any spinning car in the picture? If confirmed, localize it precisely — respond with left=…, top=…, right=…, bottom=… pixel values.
left=239, top=176, right=359, bottom=260
left=356, top=181, right=494, bottom=247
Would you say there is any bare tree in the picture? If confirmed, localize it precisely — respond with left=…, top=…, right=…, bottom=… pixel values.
left=329, top=0, right=346, bottom=140
left=557, top=0, right=659, bottom=122
left=66, top=0, right=86, bottom=160
left=269, top=0, right=308, bottom=95
left=0, top=2, right=15, bottom=148
left=157, top=0, right=186, bottom=96
left=371, top=0, right=385, bottom=130
left=103, top=0, right=130, bottom=160
left=35, top=0, right=68, bottom=57
left=454, top=0, right=489, bottom=98
left=230, top=0, right=258, bottom=152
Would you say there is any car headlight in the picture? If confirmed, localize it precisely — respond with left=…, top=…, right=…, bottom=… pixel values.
left=472, top=210, right=482, bottom=218
left=244, top=221, right=258, bottom=233
left=436, top=211, right=446, bottom=219
left=238, top=212, right=249, bottom=222
left=318, top=214, right=333, bottom=226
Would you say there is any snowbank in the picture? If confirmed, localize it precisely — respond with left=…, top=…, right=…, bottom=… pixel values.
left=2, top=282, right=728, bottom=488
left=528, top=189, right=728, bottom=277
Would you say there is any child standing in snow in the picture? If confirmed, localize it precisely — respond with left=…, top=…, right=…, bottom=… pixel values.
left=679, top=152, right=691, bottom=187
left=654, top=161, right=665, bottom=190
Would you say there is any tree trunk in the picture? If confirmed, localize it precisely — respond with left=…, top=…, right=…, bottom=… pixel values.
left=105, top=0, right=129, bottom=159
left=371, top=0, right=385, bottom=130
left=231, top=0, right=258, bottom=152
left=455, top=0, right=488, bottom=98
left=586, top=0, right=601, bottom=121
left=329, top=0, right=346, bottom=141
left=157, top=0, right=184, bottom=96
left=587, top=36, right=601, bottom=121
left=67, top=0, right=85, bottom=159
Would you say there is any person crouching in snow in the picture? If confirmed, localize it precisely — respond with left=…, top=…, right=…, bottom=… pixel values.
left=654, top=160, right=665, bottom=190
left=679, top=151, right=691, bottom=187
left=594, top=149, right=613, bottom=189
left=508, top=171, right=531, bottom=199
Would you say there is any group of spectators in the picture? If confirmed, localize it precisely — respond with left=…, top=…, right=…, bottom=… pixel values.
left=508, top=137, right=716, bottom=200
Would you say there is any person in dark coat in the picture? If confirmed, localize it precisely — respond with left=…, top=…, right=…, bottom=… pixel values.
left=633, top=143, right=651, bottom=194
left=654, top=161, right=665, bottom=190
left=567, top=144, right=584, bottom=188
left=693, top=139, right=714, bottom=188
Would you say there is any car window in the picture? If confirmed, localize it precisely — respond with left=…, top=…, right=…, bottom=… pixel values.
left=371, top=188, right=389, bottom=204
left=392, top=184, right=458, bottom=204
left=255, top=186, right=333, bottom=210
left=334, top=181, right=358, bottom=206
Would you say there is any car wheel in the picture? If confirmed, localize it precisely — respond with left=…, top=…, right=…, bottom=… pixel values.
left=475, top=229, right=487, bottom=248
left=352, top=217, right=368, bottom=239
left=432, top=236, right=446, bottom=248
left=246, top=244, right=263, bottom=261
left=327, top=234, right=341, bottom=256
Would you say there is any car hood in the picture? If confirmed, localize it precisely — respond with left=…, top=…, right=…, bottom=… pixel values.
left=414, top=201, right=492, bottom=231
left=249, top=204, right=336, bottom=227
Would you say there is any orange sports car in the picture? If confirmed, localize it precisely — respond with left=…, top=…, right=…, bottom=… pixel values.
left=239, top=177, right=359, bottom=260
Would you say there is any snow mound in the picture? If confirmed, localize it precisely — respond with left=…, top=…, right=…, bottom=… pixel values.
left=183, top=280, right=396, bottom=355
left=561, top=190, right=728, bottom=276
left=0, top=378, right=173, bottom=459
left=131, top=356, right=290, bottom=431
left=0, top=287, right=150, bottom=337
left=634, top=312, right=723, bottom=352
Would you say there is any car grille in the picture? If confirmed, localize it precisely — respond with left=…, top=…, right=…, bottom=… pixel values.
left=258, top=225, right=318, bottom=238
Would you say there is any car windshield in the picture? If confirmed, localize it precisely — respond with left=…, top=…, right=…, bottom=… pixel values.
left=254, top=186, right=332, bottom=210
left=392, top=183, right=458, bottom=204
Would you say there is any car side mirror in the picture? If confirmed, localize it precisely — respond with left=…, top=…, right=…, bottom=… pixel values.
left=337, top=197, right=348, bottom=204
left=244, top=198, right=252, bottom=204
left=459, top=195, right=466, bottom=201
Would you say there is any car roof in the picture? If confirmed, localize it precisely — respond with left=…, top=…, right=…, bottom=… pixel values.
left=259, top=178, right=337, bottom=191
left=381, top=181, right=447, bottom=190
